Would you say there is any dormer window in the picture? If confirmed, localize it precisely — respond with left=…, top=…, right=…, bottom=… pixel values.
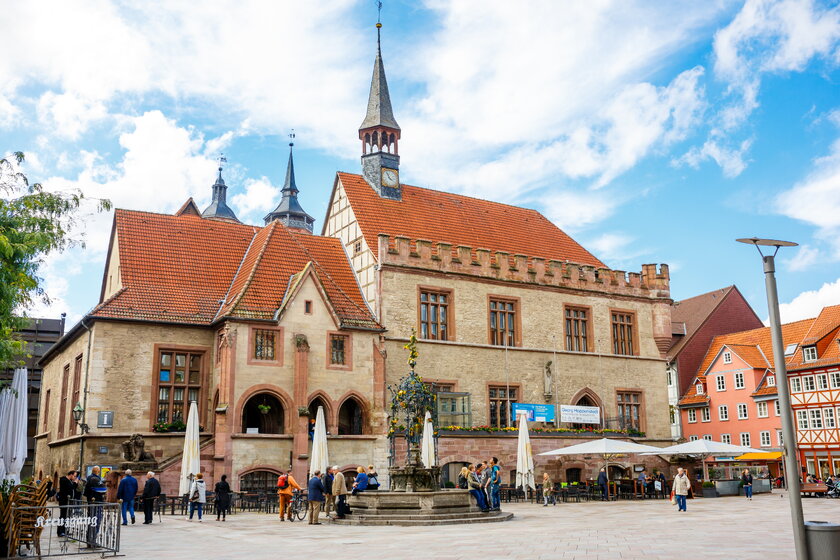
left=766, top=375, right=775, bottom=387
left=723, top=351, right=732, bottom=364
left=784, top=343, right=798, bottom=356
left=803, top=346, right=818, bottom=362
left=696, top=383, right=704, bottom=395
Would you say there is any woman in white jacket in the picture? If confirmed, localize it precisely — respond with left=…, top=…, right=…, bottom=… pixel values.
left=188, top=473, right=207, bottom=521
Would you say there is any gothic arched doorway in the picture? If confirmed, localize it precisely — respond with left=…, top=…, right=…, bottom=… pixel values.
left=241, top=393, right=285, bottom=434
left=338, top=397, right=364, bottom=435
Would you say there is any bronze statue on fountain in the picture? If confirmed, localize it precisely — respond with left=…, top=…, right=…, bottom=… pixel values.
left=387, top=332, right=441, bottom=492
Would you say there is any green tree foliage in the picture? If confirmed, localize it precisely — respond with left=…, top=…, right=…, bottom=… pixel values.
left=0, top=151, right=110, bottom=369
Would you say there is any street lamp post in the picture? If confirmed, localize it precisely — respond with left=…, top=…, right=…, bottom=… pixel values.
left=72, top=402, right=90, bottom=474
left=737, top=237, right=807, bottom=560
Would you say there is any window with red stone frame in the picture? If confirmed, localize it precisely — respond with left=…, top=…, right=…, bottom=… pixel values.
left=156, top=350, right=203, bottom=424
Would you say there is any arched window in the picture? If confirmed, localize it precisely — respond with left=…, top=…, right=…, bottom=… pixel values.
left=309, top=396, right=330, bottom=426
left=338, top=397, right=364, bottom=435
left=608, top=465, right=627, bottom=480
left=240, top=470, right=279, bottom=494
left=566, top=468, right=582, bottom=483
left=241, top=393, right=285, bottom=434
left=569, top=390, right=602, bottom=430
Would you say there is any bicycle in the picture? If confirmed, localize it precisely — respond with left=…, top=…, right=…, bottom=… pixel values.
left=289, top=491, right=308, bottom=521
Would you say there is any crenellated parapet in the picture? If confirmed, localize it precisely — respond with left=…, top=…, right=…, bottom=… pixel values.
left=377, top=234, right=670, bottom=300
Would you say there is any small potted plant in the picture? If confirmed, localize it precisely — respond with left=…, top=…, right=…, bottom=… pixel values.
left=701, top=481, right=718, bottom=498
left=298, top=406, right=311, bottom=417
left=257, top=404, right=271, bottom=415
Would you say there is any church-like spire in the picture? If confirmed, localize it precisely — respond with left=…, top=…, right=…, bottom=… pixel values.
left=359, top=22, right=400, bottom=131
left=201, top=155, right=240, bottom=223
left=264, top=133, right=315, bottom=233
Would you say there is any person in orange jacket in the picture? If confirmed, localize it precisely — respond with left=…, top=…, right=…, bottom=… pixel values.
left=277, top=469, right=302, bottom=521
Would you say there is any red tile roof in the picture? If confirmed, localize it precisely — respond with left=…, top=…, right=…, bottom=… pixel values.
left=92, top=209, right=379, bottom=329
left=787, top=304, right=840, bottom=371
left=334, top=172, right=606, bottom=268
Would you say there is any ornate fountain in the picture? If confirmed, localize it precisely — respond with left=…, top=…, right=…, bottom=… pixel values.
left=386, top=333, right=441, bottom=491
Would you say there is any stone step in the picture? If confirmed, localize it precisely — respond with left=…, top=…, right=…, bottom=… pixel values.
left=332, top=511, right=513, bottom=526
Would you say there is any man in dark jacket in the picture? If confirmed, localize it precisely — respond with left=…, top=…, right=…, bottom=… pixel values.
left=598, top=467, right=609, bottom=501
left=117, top=469, right=139, bottom=525
left=84, top=467, right=106, bottom=548
left=56, top=470, right=78, bottom=537
left=142, top=472, right=161, bottom=524
left=307, top=470, right=326, bottom=525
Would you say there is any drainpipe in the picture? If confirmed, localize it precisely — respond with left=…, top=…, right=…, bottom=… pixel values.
left=78, top=319, right=93, bottom=472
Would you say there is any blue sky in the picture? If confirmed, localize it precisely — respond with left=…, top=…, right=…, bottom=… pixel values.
left=2, top=0, right=840, bottom=326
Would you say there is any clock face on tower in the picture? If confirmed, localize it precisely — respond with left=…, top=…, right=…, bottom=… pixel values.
left=381, top=167, right=399, bottom=188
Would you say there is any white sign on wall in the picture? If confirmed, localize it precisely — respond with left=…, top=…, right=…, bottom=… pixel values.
left=559, top=405, right=600, bottom=424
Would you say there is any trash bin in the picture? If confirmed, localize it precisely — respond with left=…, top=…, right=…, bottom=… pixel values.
left=805, top=521, right=840, bottom=560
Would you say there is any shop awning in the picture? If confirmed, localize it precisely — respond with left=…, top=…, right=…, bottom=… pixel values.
left=733, top=452, right=783, bottom=461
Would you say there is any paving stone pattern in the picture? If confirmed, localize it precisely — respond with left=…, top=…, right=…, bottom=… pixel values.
left=114, top=493, right=839, bottom=559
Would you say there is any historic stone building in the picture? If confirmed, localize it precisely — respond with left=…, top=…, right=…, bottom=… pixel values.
left=37, top=27, right=677, bottom=491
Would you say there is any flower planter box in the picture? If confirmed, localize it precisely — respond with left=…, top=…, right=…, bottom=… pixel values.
left=702, top=487, right=719, bottom=498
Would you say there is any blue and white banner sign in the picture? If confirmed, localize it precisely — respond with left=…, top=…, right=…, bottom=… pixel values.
left=511, top=403, right=556, bottom=422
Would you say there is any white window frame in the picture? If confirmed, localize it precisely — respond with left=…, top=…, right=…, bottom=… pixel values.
left=696, top=383, right=704, bottom=395
left=737, top=403, right=748, bottom=420
left=759, top=431, right=771, bottom=447
left=797, top=409, right=809, bottom=430
left=777, top=429, right=784, bottom=446
left=740, top=432, right=751, bottom=447
left=687, top=409, right=697, bottom=423
left=791, top=377, right=802, bottom=393
left=703, top=434, right=712, bottom=441
left=766, top=375, right=775, bottom=387
left=816, top=373, right=828, bottom=390
left=829, top=371, right=840, bottom=389
left=757, top=401, right=768, bottom=418
left=803, top=346, right=818, bottom=362
left=775, top=400, right=781, bottom=416
left=803, top=376, right=816, bottom=392
left=718, top=405, right=729, bottom=421
left=723, top=351, right=732, bottom=364
left=715, top=375, right=726, bottom=391
left=701, top=407, right=711, bottom=422
left=824, top=407, right=836, bottom=429
left=721, top=434, right=731, bottom=444
left=734, top=372, right=745, bottom=390
left=809, top=408, right=823, bottom=429
left=689, top=435, right=698, bottom=442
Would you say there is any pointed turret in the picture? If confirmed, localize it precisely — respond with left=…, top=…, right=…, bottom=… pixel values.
left=201, top=157, right=240, bottom=223
left=359, top=21, right=402, bottom=200
left=264, top=139, right=315, bottom=233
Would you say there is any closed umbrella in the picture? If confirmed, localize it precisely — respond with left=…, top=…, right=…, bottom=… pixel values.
left=0, top=382, right=12, bottom=481
left=309, top=406, right=329, bottom=478
left=4, top=369, right=29, bottom=484
left=539, top=438, right=662, bottom=499
left=178, top=401, right=201, bottom=496
left=642, top=439, right=762, bottom=480
left=420, top=411, right=436, bottom=468
left=515, top=411, right=535, bottom=491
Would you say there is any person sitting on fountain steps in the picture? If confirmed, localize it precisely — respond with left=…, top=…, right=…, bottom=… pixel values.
left=468, top=464, right=490, bottom=512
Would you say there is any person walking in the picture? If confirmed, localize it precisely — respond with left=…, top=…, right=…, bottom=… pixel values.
left=56, top=470, right=78, bottom=537
left=598, top=467, right=609, bottom=501
left=323, top=468, right=335, bottom=519
left=307, top=470, right=326, bottom=525
left=542, top=472, right=555, bottom=506
left=741, top=469, right=754, bottom=501
left=117, top=469, right=139, bottom=526
left=332, top=466, right=348, bottom=519
left=214, top=474, right=232, bottom=521
left=351, top=466, right=368, bottom=495
left=457, top=466, right=469, bottom=490
left=468, top=464, right=489, bottom=512
left=276, top=469, right=301, bottom=521
left=141, top=472, right=161, bottom=524
left=84, top=466, right=106, bottom=548
left=187, top=473, right=207, bottom=521
left=673, top=467, right=691, bottom=512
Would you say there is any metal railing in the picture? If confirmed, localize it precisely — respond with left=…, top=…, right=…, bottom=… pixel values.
left=7, top=501, right=120, bottom=558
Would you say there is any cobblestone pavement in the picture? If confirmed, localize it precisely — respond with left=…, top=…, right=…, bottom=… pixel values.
left=112, top=492, right=839, bottom=559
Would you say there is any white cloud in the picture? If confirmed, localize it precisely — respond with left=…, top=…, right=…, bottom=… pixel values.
left=779, top=277, right=840, bottom=323
left=37, top=91, right=107, bottom=140
left=0, top=92, right=19, bottom=128
left=785, top=244, right=821, bottom=271
left=674, top=137, right=752, bottom=178
left=539, top=189, right=619, bottom=232
left=584, top=232, right=649, bottom=268
left=231, top=178, right=281, bottom=223
left=775, top=135, right=840, bottom=256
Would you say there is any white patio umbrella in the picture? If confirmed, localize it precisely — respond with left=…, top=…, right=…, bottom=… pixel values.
left=539, top=438, right=662, bottom=499
left=178, top=401, right=201, bottom=496
left=0, top=381, right=12, bottom=482
left=642, top=439, right=763, bottom=480
left=515, top=411, right=535, bottom=491
left=3, top=369, right=29, bottom=484
left=420, top=411, right=436, bottom=468
left=309, top=406, right=329, bottom=478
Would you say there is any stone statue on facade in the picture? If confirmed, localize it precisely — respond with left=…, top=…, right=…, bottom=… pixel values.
left=122, top=433, right=155, bottom=463
left=543, top=360, right=554, bottom=398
